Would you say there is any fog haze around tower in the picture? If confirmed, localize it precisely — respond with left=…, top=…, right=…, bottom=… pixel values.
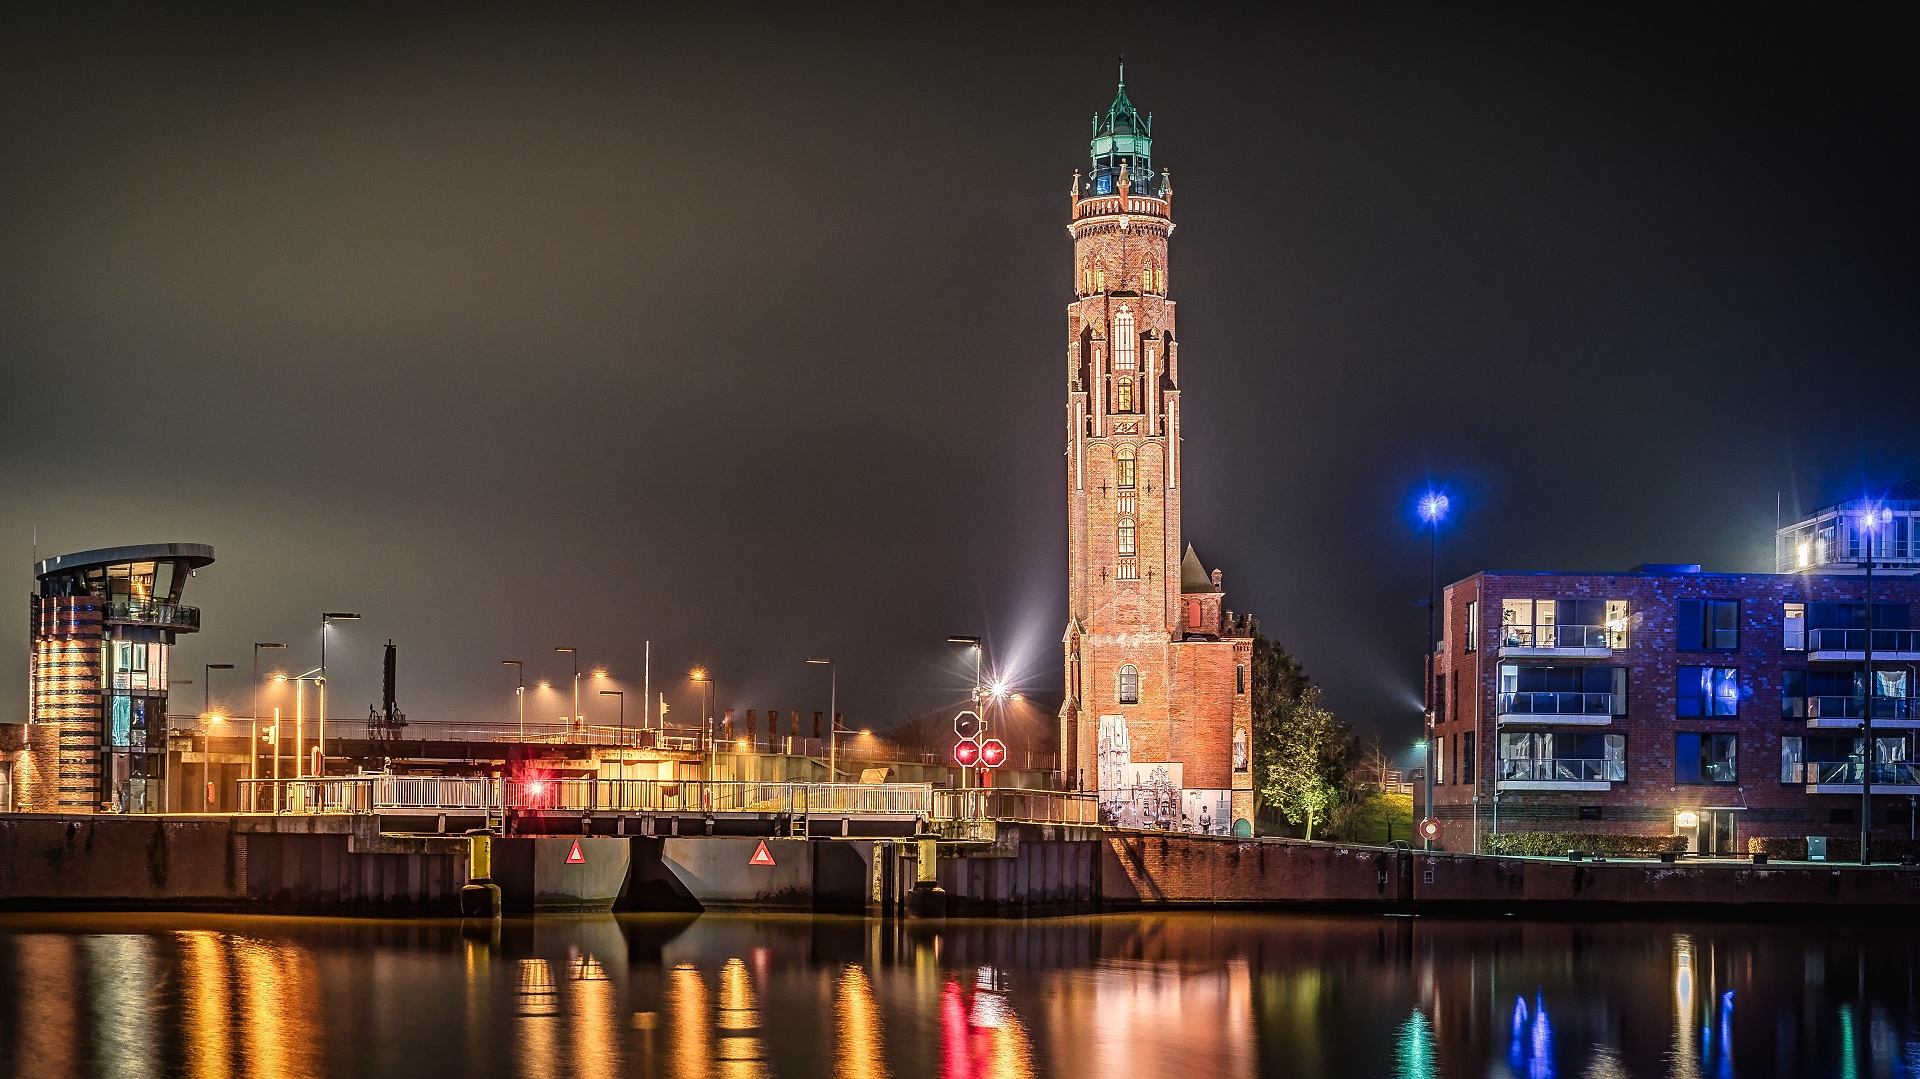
left=3, top=6, right=1919, bottom=739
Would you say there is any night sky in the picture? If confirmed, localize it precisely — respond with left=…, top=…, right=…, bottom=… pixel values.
left=4, top=6, right=1918, bottom=748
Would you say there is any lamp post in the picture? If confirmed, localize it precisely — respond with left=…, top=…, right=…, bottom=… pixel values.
left=276, top=670, right=322, bottom=779
left=319, top=612, right=360, bottom=774
left=556, top=648, right=579, bottom=736
left=1860, top=505, right=1892, bottom=865
left=251, top=644, right=285, bottom=809
left=600, top=690, right=624, bottom=748
left=947, top=636, right=984, bottom=789
left=202, top=663, right=234, bottom=810
left=807, top=659, right=838, bottom=782
left=502, top=660, right=525, bottom=741
left=690, top=668, right=715, bottom=783
left=1418, top=492, right=1449, bottom=851
left=166, top=677, right=194, bottom=813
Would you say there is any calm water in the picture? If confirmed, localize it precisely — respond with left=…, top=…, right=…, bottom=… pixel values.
left=0, top=911, right=1916, bottom=1078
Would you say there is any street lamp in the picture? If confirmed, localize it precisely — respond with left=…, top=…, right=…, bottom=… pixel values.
left=319, top=612, right=360, bottom=772
left=202, top=663, right=235, bottom=810
left=807, top=658, right=838, bottom=782
left=1418, top=491, right=1449, bottom=852
left=275, top=670, right=322, bottom=779
left=948, top=635, right=984, bottom=788
left=1859, top=504, right=1893, bottom=865
left=556, top=648, right=580, bottom=736
left=689, top=668, right=715, bottom=782
left=502, top=660, right=525, bottom=741
left=600, top=690, right=624, bottom=747
left=251, top=644, right=285, bottom=808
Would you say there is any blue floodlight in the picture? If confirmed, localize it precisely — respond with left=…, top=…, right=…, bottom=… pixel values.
left=1419, top=493, right=1450, bottom=522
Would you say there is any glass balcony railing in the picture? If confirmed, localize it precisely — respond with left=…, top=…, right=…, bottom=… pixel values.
left=1806, top=628, right=1920, bottom=653
left=105, top=597, right=200, bottom=630
left=1499, top=758, right=1624, bottom=783
left=1800, top=695, right=1915, bottom=720
left=1497, top=691, right=1618, bottom=716
left=1796, top=761, right=1920, bottom=786
left=1499, top=624, right=1619, bottom=650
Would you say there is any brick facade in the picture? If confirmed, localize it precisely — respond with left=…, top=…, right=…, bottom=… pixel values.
left=1057, top=76, right=1254, bottom=833
left=1432, top=565, right=1920, bottom=853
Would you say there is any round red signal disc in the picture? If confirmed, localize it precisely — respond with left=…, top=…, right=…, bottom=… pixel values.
left=1419, top=818, right=1441, bottom=840
left=979, top=738, right=1007, bottom=768
left=953, top=740, right=981, bottom=767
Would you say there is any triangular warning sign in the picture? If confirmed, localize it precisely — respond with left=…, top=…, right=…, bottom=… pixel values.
left=566, top=839, right=586, bottom=865
left=749, top=840, right=776, bottom=867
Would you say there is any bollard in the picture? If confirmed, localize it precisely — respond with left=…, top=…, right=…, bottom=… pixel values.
left=459, top=828, right=503, bottom=918
left=907, top=836, right=947, bottom=918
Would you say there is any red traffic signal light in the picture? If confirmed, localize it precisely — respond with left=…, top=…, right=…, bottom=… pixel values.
left=979, top=738, right=1007, bottom=768
left=953, top=740, right=981, bottom=767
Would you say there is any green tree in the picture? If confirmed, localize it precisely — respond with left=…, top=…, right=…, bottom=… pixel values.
left=1250, top=628, right=1310, bottom=829
left=1260, top=685, right=1355, bottom=841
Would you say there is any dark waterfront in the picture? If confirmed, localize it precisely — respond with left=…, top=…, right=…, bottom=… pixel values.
left=0, top=913, right=1916, bottom=1078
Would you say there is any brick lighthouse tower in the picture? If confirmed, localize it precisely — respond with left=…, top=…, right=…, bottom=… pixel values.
left=1059, top=66, right=1256, bottom=835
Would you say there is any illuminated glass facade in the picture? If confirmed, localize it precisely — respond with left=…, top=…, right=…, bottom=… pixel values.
left=28, top=543, right=213, bottom=812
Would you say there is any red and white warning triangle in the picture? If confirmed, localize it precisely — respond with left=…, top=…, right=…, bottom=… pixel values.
left=566, top=839, right=586, bottom=864
left=749, top=840, right=776, bottom=867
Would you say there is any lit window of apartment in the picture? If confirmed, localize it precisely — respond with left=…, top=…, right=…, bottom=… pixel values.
left=1784, top=602, right=1805, bottom=650
left=1499, top=731, right=1626, bottom=783
left=1463, top=600, right=1478, bottom=653
left=1676, top=599, right=1739, bottom=651
left=1676, top=666, right=1739, bottom=717
left=1675, top=733, right=1737, bottom=784
left=1500, top=598, right=1627, bottom=649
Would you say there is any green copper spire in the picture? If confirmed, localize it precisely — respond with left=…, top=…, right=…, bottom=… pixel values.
left=1088, top=59, right=1156, bottom=197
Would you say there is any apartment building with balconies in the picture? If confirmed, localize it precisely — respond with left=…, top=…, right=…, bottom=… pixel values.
left=1777, top=482, right=1920, bottom=577
left=1430, top=564, right=1920, bottom=855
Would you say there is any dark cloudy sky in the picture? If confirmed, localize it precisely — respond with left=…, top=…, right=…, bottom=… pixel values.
left=4, top=4, right=1918, bottom=747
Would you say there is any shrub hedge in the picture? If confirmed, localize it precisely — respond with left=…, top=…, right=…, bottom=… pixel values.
left=1748, top=835, right=1920, bottom=861
left=1482, top=831, right=1686, bottom=858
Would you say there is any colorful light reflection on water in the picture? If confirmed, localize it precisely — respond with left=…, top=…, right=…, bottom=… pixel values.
left=0, top=912, right=1914, bottom=1077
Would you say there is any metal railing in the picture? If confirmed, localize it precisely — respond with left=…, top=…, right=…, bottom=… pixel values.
left=1499, top=624, right=1617, bottom=650
left=105, top=597, right=200, bottom=630
left=932, top=788, right=1100, bottom=825
left=1807, top=628, right=1920, bottom=653
left=1796, top=761, right=1920, bottom=786
left=235, top=778, right=936, bottom=817
left=1803, top=695, right=1915, bottom=720
left=1497, top=691, right=1618, bottom=716
left=1499, top=758, right=1623, bottom=783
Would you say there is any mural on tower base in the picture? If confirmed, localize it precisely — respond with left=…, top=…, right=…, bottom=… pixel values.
left=1058, top=67, right=1256, bottom=836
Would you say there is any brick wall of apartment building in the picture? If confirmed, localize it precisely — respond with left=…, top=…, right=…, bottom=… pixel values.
left=1430, top=568, right=1920, bottom=852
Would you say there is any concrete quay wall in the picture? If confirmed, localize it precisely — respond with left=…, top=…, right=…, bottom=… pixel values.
left=1096, top=831, right=1920, bottom=911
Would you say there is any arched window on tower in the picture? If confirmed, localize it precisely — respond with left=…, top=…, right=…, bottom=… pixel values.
left=1116, top=445, right=1136, bottom=489
left=1116, top=377, right=1133, bottom=413
left=1113, top=308, right=1136, bottom=370
left=1117, top=518, right=1136, bottom=558
left=1119, top=664, right=1139, bottom=705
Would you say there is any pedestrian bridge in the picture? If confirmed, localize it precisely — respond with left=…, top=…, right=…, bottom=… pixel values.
left=235, top=778, right=1098, bottom=837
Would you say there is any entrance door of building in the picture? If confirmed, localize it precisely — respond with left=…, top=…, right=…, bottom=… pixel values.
left=1698, top=810, right=1738, bottom=856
